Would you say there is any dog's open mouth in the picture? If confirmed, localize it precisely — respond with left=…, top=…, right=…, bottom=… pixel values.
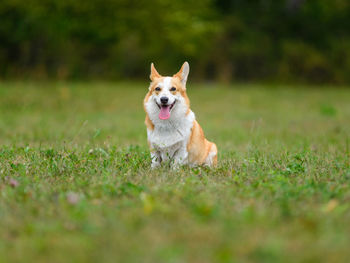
left=157, top=100, right=176, bottom=120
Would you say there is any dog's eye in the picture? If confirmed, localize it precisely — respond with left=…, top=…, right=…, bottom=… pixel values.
left=170, top=87, right=176, bottom=91
left=155, top=87, right=161, bottom=91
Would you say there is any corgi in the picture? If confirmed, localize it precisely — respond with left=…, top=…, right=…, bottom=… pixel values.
left=144, top=62, right=217, bottom=168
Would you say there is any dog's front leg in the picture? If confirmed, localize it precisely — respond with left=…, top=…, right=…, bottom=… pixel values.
left=172, top=146, right=188, bottom=168
left=151, top=150, right=162, bottom=169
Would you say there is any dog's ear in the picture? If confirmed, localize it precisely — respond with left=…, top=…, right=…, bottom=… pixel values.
left=150, top=63, right=161, bottom=81
left=174, top=62, right=190, bottom=85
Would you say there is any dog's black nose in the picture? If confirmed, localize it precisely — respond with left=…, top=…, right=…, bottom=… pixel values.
left=160, top=97, right=169, bottom=104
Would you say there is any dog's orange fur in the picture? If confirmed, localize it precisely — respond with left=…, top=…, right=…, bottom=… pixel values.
left=187, top=120, right=217, bottom=166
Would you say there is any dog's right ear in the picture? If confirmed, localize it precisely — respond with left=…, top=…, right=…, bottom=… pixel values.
left=150, top=63, right=161, bottom=81
left=174, top=62, right=190, bottom=85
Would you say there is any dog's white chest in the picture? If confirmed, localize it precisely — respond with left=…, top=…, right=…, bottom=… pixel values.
left=147, top=111, right=195, bottom=156
left=148, top=125, right=183, bottom=148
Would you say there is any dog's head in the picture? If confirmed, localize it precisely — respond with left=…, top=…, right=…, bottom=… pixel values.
left=144, top=62, right=190, bottom=120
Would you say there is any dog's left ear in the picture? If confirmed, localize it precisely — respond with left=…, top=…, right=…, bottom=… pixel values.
left=174, top=62, right=190, bottom=85
left=150, top=63, right=161, bottom=81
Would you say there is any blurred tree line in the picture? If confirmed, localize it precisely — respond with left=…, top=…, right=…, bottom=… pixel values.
left=0, top=0, right=349, bottom=83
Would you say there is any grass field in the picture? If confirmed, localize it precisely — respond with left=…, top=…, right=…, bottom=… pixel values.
left=0, top=82, right=350, bottom=263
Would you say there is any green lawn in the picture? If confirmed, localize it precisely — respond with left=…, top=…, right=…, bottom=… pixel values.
left=0, top=82, right=350, bottom=263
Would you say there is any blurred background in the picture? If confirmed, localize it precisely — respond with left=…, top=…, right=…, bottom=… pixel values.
left=0, top=0, right=349, bottom=84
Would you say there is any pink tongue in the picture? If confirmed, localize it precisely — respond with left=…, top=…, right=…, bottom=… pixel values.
left=159, top=105, right=170, bottom=120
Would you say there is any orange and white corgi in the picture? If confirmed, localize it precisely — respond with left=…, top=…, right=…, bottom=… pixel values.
left=144, top=62, right=217, bottom=168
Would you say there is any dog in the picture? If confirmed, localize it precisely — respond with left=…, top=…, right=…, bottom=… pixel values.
left=144, top=62, right=217, bottom=168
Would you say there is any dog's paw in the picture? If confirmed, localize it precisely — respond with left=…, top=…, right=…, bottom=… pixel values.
left=151, top=162, right=161, bottom=169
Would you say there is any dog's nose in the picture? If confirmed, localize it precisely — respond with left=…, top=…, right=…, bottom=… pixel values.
left=160, top=97, right=169, bottom=104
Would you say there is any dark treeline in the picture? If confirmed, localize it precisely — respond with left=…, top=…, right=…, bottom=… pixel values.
left=0, top=0, right=349, bottom=83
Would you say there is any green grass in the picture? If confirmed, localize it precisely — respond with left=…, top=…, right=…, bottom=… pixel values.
left=0, top=82, right=350, bottom=263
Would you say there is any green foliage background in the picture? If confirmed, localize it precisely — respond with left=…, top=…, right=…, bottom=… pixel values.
left=0, top=0, right=349, bottom=83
